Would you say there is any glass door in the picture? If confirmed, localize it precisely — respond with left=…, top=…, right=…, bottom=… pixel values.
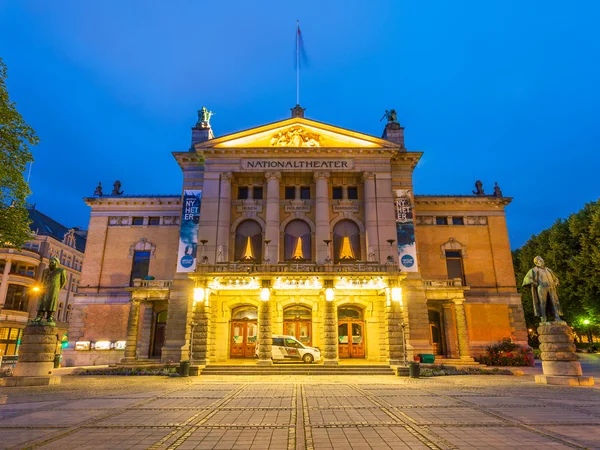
left=350, top=322, right=365, bottom=358
left=338, top=322, right=350, bottom=358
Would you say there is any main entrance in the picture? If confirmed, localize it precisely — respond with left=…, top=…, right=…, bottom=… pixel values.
left=151, top=310, right=167, bottom=357
left=428, top=309, right=444, bottom=356
left=230, top=306, right=258, bottom=358
left=337, top=306, right=365, bottom=358
left=283, top=305, right=312, bottom=346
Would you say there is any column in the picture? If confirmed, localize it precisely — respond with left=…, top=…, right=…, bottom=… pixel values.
left=363, top=173, right=378, bottom=261
left=386, top=298, right=403, bottom=365
left=257, top=297, right=273, bottom=366
left=442, top=303, right=459, bottom=359
left=323, top=295, right=338, bottom=365
left=137, top=304, right=154, bottom=359
left=122, top=299, right=141, bottom=361
left=0, top=259, right=12, bottom=309
left=453, top=298, right=473, bottom=360
left=314, top=172, right=330, bottom=264
left=265, top=172, right=281, bottom=263
left=191, top=299, right=210, bottom=365
left=216, top=172, right=232, bottom=261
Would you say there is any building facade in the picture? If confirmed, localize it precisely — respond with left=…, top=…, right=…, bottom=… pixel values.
left=63, top=108, right=527, bottom=367
left=0, top=208, right=86, bottom=359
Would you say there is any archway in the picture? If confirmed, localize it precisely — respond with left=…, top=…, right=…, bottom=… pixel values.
left=337, top=306, right=365, bottom=358
left=283, top=305, right=312, bottom=346
left=230, top=305, right=258, bottom=358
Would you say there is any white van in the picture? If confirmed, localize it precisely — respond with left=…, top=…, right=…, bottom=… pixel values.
left=256, top=335, right=321, bottom=363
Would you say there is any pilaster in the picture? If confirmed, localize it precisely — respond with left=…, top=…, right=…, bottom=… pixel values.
left=314, top=172, right=331, bottom=264
left=161, top=279, right=193, bottom=363
left=323, top=295, right=338, bottom=365
left=386, top=299, right=404, bottom=365
left=265, top=172, right=281, bottom=263
left=122, top=299, right=141, bottom=361
left=363, top=172, right=379, bottom=260
left=216, top=172, right=232, bottom=261
left=453, top=298, right=473, bottom=360
left=191, top=300, right=210, bottom=365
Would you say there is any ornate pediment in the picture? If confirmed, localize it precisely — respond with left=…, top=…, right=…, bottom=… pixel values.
left=196, top=118, right=398, bottom=149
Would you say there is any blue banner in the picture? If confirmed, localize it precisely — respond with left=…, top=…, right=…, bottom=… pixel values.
left=177, top=190, right=202, bottom=272
left=395, top=190, right=418, bottom=272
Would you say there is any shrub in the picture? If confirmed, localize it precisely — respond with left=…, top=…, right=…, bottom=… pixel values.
left=476, top=338, right=534, bottom=366
left=80, top=366, right=178, bottom=376
left=419, top=365, right=513, bottom=377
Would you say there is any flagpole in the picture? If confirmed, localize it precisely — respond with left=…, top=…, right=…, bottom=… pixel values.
left=296, top=20, right=300, bottom=105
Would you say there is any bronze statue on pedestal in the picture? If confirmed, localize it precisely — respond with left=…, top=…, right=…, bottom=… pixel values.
left=33, top=257, right=67, bottom=324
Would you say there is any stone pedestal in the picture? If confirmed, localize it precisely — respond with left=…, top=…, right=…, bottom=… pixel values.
left=10, top=324, right=61, bottom=386
left=535, top=323, right=594, bottom=386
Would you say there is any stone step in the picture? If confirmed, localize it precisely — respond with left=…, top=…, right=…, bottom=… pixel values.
left=200, top=364, right=395, bottom=375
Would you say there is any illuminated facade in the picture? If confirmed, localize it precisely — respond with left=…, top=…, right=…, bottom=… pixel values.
left=63, top=108, right=527, bottom=367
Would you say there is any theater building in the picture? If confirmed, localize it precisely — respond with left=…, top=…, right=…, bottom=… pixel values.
left=63, top=107, right=527, bottom=367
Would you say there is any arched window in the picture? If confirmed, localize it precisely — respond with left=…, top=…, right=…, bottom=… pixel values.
left=338, top=306, right=363, bottom=320
left=232, top=306, right=258, bottom=320
left=65, top=304, right=73, bottom=323
left=284, top=220, right=311, bottom=261
left=333, top=220, right=361, bottom=263
left=234, top=220, right=262, bottom=262
left=283, top=305, right=312, bottom=320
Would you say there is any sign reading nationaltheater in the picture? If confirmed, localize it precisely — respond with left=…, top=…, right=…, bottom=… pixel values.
left=395, top=189, right=418, bottom=272
left=177, top=190, right=202, bottom=272
left=241, top=159, right=354, bottom=170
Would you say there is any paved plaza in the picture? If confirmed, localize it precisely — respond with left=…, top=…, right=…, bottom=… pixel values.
left=0, top=371, right=599, bottom=450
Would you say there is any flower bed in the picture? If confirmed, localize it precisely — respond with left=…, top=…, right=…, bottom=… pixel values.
left=80, top=367, right=179, bottom=376
left=420, top=365, right=513, bottom=377
left=476, top=338, right=534, bottom=366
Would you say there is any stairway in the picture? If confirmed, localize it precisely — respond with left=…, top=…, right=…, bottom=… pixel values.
left=200, top=364, right=395, bottom=376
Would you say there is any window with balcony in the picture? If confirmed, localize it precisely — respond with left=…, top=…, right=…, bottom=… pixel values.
left=130, top=251, right=151, bottom=284
left=445, top=251, right=466, bottom=285
left=4, top=284, right=29, bottom=312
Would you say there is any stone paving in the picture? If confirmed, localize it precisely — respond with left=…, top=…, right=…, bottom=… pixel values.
left=0, top=374, right=599, bottom=449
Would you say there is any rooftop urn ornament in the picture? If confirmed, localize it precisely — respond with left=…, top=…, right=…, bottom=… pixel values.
left=472, top=180, right=485, bottom=196
left=197, top=106, right=214, bottom=128
left=111, top=180, right=124, bottom=196
left=522, top=256, right=563, bottom=324
left=93, top=182, right=103, bottom=196
left=32, top=256, right=67, bottom=324
left=493, top=182, right=503, bottom=198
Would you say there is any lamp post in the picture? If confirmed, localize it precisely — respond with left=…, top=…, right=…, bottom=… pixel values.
left=583, top=319, right=593, bottom=345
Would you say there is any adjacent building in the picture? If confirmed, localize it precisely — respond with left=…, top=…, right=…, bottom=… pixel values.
left=63, top=107, right=527, bottom=367
left=0, top=207, right=86, bottom=359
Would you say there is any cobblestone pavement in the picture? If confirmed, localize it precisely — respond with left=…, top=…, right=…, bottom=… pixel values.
left=0, top=374, right=599, bottom=449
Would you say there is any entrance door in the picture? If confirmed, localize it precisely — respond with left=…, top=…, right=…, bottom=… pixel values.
left=230, top=320, right=257, bottom=358
left=338, top=320, right=365, bottom=358
left=428, top=309, right=444, bottom=356
left=283, top=305, right=312, bottom=346
left=151, top=310, right=167, bottom=357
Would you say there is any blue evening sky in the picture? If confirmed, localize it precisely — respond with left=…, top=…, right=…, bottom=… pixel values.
left=1, top=1, right=598, bottom=248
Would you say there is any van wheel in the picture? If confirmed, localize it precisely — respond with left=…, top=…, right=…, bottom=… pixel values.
left=302, top=354, right=314, bottom=364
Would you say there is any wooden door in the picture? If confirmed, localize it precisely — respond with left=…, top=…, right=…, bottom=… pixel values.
left=152, top=322, right=166, bottom=357
left=230, top=320, right=258, bottom=358
left=338, top=320, right=365, bottom=358
left=284, top=320, right=312, bottom=346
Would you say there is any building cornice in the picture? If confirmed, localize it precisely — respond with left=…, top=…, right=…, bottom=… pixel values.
left=414, top=195, right=512, bottom=207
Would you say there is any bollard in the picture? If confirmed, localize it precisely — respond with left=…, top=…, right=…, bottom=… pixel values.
left=409, top=361, right=420, bottom=378
left=179, top=360, right=190, bottom=377
left=53, top=354, right=62, bottom=369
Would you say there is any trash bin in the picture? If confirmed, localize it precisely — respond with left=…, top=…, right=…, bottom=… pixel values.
left=53, top=354, right=62, bottom=369
left=418, top=354, right=435, bottom=364
left=179, top=360, right=190, bottom=377
left=409, top=361, right=420, bottom=378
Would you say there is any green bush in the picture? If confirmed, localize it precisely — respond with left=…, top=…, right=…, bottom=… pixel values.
left=80, top=366, right=178, bottom=376
left=420, top=365, right=513, bottom=377
left=476, top=338, right=534, bottom=366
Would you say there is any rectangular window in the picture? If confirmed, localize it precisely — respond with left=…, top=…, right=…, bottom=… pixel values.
left=285, top=186, right=296, bottom=200
left=148, top=217, right=160, bottom=226
left=332, top=186, right=343, bottom=200
left=452, top=217, right=464, bottom=225
left=130, top=251, right=151, bottom=284
left=436, top=217, right=448, bottom=225
left=4, top=285, right=29, bottom=312
left=445, top=251, right=466, bottom=285
left=300, top=186, right=310, bottom=200
left=237, top=186, right=249, bottom=200
left=253, top=186, right=263, bottom=200
left=132, top=217, right=144, bottom=226
left=347, top=186, right=358, bottom=200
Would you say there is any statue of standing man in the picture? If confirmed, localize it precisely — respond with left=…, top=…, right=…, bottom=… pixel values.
left=522, top=256, right=563, bottom=324
left=33, top=257, right=67, bottom=323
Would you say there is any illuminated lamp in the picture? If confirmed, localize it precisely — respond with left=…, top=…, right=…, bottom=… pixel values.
left=94, top=341, right=112, bottom=351
left=391, top=287, right=402, bottom=303
left=260, top=287, right=271, bottom=301
left=31, top=286, right=40, bottom=293
left=193, top=287, right=205, bottom=303
left=75, top=341, right=91, bottom=351
left=325, top=288, right=335, bottom=302
left=114, top=341, right=127, bottom=351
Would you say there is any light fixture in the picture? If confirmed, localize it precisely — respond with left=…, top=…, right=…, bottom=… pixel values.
left=193, top=287, right=205, bottom=302
left=325, top=288, right=335, bottom=301
left=260, top=287, right=271, bottom=301
left=583, top=319, right=590, bottom=325
left=31, top=286, right=40, bottom=292
left=391, top=287, right=402, bottom=303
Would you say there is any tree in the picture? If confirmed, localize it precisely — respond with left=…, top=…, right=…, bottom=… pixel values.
left=0, top=57, right=38, bottom=249
left=513, top=200, right=600, bottom=342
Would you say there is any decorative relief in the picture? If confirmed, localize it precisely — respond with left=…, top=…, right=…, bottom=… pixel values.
left=129, top=238, right=157, bottom=259
left=270, top=126, right=322, bottom=147
left=162, top=216, right=180, bottom=226
left=465, top=216, right=488, bottom=225
left=109, top=216, right=129, bottom=226
left=440, top=238, right=467, bottom=259
left=416, top=216, right=434, bottom=225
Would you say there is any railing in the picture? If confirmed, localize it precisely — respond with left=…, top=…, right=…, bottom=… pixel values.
left=130, top=279, right=174, bottom=288
left=195, top=262, right=399, bottom=274
left=9, top=270, right=36, bottom=279
left=423, top=278, right=464, bottom=288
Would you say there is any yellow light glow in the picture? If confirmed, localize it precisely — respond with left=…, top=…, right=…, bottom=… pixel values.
left=273, top=277, right=322, bottom=290
left=193, top=287, right=205, bottom=302
left=32, top=286, right=40, bottom=292
left=325, top=288, right=335, bottom=301
left=260, top=287, right=271, bottom=301
left=94, top=341, right=112, bottom=351
left=391, top=287, right=402, bottom=303
left=207, top=277, right=260, bottom=290
left=291, top=237, right=304, bottom=260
